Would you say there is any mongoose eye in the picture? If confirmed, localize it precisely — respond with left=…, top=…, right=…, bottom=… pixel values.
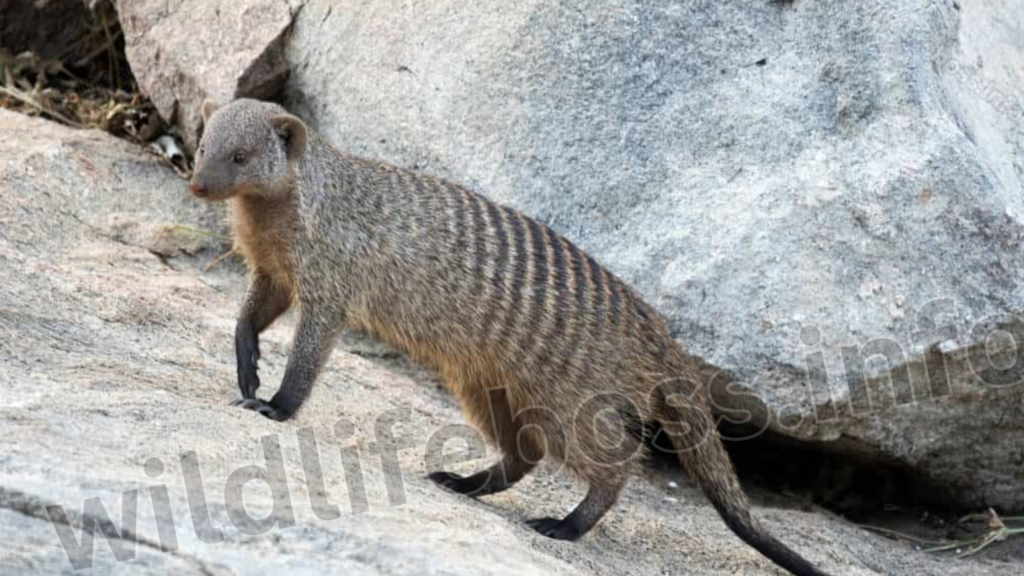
left=199, top=146, right=205, bottom=157
left=233, top=152, right=248, bottom=165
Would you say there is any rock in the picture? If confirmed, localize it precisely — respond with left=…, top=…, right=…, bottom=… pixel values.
left=282, top=0, right=1024, bottom=510
left=0, top=109, right=226, bottom=260
left=0, top=110, right=1009, bottom=576
left=0, top=0, right=95, bottom=62
left=113, top=0, right=300, bottom=152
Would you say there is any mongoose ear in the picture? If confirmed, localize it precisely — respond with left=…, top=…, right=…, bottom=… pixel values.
left=268, top=114, right=309, bottom=162
left=200, top=100, right=220, bottom=123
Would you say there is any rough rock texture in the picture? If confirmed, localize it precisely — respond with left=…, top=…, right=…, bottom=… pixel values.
left=114, top=0, right=301, bottom=152
left=0, top=110, right=1012, bottom=576
left=282, top=0, right=1024, bottom=510
left=0, top=0, right=95, bottom=62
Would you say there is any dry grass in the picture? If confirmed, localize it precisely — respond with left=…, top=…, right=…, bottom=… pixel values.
left=0, top=1, right=190, bottom=176
left=859, top=509, right=1024, bottom=559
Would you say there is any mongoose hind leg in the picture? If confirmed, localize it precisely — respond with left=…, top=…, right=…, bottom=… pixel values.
left=234, top=272, right=293, bottom=400
left=526, top=474, right=626, bottom=541
left=428, top=447, right=539, bottom=497
left=429, top=377, right=545, bottom=496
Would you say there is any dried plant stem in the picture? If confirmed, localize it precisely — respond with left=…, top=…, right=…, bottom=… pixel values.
left=0, top=84, right=82, bottom=127
left=860, top=509, right=1024, bottom=559
left=204, top=249, right=239, bottom=272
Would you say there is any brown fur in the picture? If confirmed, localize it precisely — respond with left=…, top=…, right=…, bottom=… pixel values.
left=190, top=99, right=831, bottom=576
left=230, top=194, right=299, bottom=292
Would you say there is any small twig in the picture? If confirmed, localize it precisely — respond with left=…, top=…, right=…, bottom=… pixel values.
left=0, top=85, right=82, bottom=127
left=73, top=28, right=123, bottom=69
left=916, top=510, right=1024, bottom=558
left=54, top=27, right=99, bottom=63
left=947, top=527, right=1024, bottom=558
left=922, top=539, right=973, bottom=553
left=857, top=524, right=949, bottom=545
left=204, top=249, right=239, bottom=271
left=99, top=5, right=121, bottom=90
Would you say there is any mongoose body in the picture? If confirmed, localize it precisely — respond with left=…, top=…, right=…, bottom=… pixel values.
left=190, top=99, right=831, bottom=576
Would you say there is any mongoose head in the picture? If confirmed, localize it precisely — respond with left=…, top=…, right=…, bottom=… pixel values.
left=189, top=99, right=308, bottom=201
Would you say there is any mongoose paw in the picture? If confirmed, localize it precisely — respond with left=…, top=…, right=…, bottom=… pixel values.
left=230, top=398, right=291, bottom=421
left=427, top=471, right=485, bottom=496
left=526, top=517, right=583, bottom=541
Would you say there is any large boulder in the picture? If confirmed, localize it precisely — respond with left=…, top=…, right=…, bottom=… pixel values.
left=0, top=109, right=225, bottom=258
left=114, top=0, right=301, bottom=152
left=0, top=109, right=1007, bottom=576
left=281, top=0, right=1024, bottom=511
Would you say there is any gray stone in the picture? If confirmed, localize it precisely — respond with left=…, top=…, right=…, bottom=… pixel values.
left=0, top=108, right=1007, bottom=576
left=0, top=108, right=227, bottom=259
left=114, top=0, right=300, bottom=152
left=282, top=0, right=1024, bottom=510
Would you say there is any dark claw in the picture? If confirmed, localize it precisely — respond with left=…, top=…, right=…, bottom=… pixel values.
left=427, top=471, right=492, bottom=497
left=230, top=398, right=290, bottom=422
left=428, top=471, right=464, bottom=489
left=240, top=370, right=260, bottom=400
left=526, top=517, right=583, bottom=541
left=428, top=471, right=469, bottom=492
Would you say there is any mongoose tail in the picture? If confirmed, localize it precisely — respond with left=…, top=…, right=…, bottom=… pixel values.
left=661, top=392, right=832, bottom=576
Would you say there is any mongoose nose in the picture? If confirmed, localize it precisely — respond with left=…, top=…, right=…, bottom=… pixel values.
left=189, top=184, right=209, bottom=198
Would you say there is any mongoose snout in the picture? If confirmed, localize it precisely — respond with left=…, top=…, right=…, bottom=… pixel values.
left=192, top=97, right=833, bottom=576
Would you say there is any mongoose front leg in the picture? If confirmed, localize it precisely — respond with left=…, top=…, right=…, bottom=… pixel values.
left=526, top=480, right=624, bottom=541
left=234, top=272, right=293, bottom=401
left=429, top=450, right=537, bottom=497
left=236, top=308, right=339, bottom=421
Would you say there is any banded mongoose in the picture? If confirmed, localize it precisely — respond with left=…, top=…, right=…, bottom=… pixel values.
left=189, top=98, right=831, bottom=576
